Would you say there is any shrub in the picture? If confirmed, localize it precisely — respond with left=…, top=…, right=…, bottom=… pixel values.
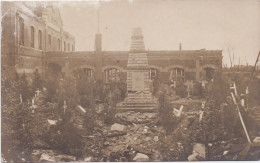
left=175, top=84, right=188, bottom=98
left=158, top=93, right=176, bottom=134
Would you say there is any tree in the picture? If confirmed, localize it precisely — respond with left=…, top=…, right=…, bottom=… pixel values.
left=1, top=69, right=34, bottom=161
left=31, top=69, right=42, bottom=92
left=56, top=77, right=80, bottom=109
left=48, top=112, right=84, bottom=158
left=17, top=72, right=32, bottom=102
left=158, top=93, right=176, bottom=134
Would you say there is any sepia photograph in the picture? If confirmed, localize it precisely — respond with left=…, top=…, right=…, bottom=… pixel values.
left=1, top=0, right=260, bottom=162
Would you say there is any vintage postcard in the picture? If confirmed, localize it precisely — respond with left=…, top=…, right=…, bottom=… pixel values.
left=1, top=0, right=260, bottom=162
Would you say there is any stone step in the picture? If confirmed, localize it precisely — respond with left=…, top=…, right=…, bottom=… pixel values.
left=116, top=107, right=157, bottom=113
left=119, top=103, right=156, bottom=107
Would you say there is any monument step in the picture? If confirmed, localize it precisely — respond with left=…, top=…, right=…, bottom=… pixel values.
left=118, top=103, right=156, bottom=107
left=116, top=107, right=157, bottom=113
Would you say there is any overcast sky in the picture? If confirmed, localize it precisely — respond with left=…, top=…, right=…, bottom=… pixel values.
left=58, top=0, right=260, bottom=66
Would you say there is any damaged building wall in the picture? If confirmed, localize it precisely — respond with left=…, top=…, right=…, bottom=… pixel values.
left=1, top=1, right=222, bottom=83
left=1, top=1, right=75, bottom=76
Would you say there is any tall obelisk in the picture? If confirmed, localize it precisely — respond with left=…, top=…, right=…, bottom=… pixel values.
left=117, top=28, right=156, bottom=112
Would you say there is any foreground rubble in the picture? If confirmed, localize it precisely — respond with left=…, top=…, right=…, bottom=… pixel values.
left=26, top=98, right=260, bottom=162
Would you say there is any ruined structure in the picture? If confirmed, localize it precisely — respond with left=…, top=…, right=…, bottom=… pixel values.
left=2, top=1, right=222, bottom=84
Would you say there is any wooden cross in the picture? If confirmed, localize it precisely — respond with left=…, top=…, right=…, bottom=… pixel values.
left=20, top=94, right=23, bottom=103
left=173, top=105, right=183, bottom=117
left=231, top=92, right=251, bottom=143
left=35, top=89, right=41, bottom=97
left=32, top=98, right=35, bottom=106
left=230, top=83, right=238, bottom=96
left=201, top=101, right=206, bottom=109
left=199, top=111, right=204, bottom=122
left=63, top=100, right=67, bottom=113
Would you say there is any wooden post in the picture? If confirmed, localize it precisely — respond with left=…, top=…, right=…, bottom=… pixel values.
left=231, top=92, right=251, bottom=143
left=20, top=94, right=23, bottom=103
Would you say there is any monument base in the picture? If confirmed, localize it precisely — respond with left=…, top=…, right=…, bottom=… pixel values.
left=116, top=92, right=157, bottom=112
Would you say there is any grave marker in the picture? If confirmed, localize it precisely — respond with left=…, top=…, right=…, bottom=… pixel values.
left=63, top=100, right=67, bottom=113
left=20, top=94, right=23, bottom=103
left=230, top=83, right=238, bottom=96
left=199, top=111, right=204, bottom=122
left=231, top=92, right=251, bottom=143
left=36, top=89, right=41, bottom=97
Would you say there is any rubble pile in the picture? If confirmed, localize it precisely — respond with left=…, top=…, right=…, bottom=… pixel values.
left=29, top=99, right=260, bottom=162
left=115, top=112, right=157, bottom=124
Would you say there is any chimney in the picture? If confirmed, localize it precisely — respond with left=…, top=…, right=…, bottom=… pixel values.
left=95, top=9, right=102, bottom=52
left=179, top=43, right=182, bottom=51
left=95, top=34, right=102, bottom=52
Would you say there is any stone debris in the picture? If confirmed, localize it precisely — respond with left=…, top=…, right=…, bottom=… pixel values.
left=115, top=112, right=157, bottom=124
left=188, top=152, right=199, bottom=161
left=111, top=123, right=125, bottom=131
left=223, top=151, right=229, bottom=155
left=253, top=137, right=260, bottom=143
left=154, top=136, right=159, bottom=142
left=39, top=153, right=55, bottom=162
left=84, top=157, right=92, bottom=162
left=24, top=98, right=260, bottom=161
left=193, top=143, right=206, bottom=159
left=54, top=155, right=76, bottom=162
left=133, top=153, right=149, bottom=161
left=47, top=119, right=57, bottom=125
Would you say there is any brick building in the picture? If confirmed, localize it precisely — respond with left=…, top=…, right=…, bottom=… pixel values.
left=1, top=2, right=222, bottom=84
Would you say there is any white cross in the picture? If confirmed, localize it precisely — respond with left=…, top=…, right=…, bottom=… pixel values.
left=173, top=105, right=183, bottom=117
left=63, top=100, right=67, bottom=113
left=230, top=83, right=238, bottom=96
left=201, top=101, right=206, bottom=109
left=199, top=111, right=204, bottom=122
left=246, top=87, right=249, bottom=95
left=36, top=89, right=41, bottom=97
left=20, top=94, right=23, bottom=103
left=241, top=99, right=245, bottom=107
left=202, top=81, right=206, bottom=89
left=32, top=98, right=35, bottom=106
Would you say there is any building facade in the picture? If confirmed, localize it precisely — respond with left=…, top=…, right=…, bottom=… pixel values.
left=2, top=2, right=222, bottom=84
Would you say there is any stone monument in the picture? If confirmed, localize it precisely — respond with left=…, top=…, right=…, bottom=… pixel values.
left=117, top=28, right=157, bottom=112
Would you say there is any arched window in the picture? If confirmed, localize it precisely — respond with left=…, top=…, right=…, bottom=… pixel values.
left=48, top=34, right=51, bottom=46
left=68, top=43, right=70, bottom=51
left=84, top=68, right=93, bottom=78
left=72, top=44, right=75, bottom=51
left=149, top=68, right=158, bottom=80
left=19, top=17, right=24, bottom=45
left=105, top=68, right=120, bottom=82
left=58, top=39, right=61, bottom=51
left=38, top=30, right=42, bottom=50
left=30, top=26, right=34, bottom=48
left=170, top=68, right=185, bottom=82
left=64, top=41, right=66, bottom=51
